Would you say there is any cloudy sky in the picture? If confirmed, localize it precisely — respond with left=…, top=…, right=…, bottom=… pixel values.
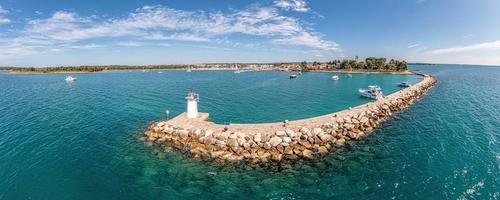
left=0, top=0, right=500, bottom=66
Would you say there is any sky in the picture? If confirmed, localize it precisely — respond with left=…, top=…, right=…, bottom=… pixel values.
left=0, top=0, right=500, bottom=67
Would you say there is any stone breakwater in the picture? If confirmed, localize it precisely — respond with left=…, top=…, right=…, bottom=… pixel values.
left=144, top=74, right=436, bottom=164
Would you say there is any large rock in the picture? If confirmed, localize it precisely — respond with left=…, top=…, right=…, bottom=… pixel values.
left=318, top=146, right=328, bottom=155
left=312, top=128, right=323, bottom=136
left=253, top=135, right=262, bottom=143
left=269, top=136, right=283, bottom=147
left=263, top=142, right=272, bottom=150
left=359, top=116, right=369, bottom=124
left=282, top=136, right=292, bottom=143
left=319, top=134, right=333, bottom=142
left=302, top=149, right=314, bottom=159
left=271, top=152, right=283, bottom=161
left=299, top=127, right=309, bottom=134
left=237, top=137, right=246, bottom=146
left=285, top=129, right=296, bottom=138
left=192, top=129, right=202, bottom=137
left=178, top=130, right=189, bottom=139
left=204, top=129, right=214, bottom=138
left=227, top=138, right=239, bottom=148
left=275, top=130, right=286, bottom=136
left=336, top=138, right=346, bottom=146
left=162, top=126, right=174, bottom=134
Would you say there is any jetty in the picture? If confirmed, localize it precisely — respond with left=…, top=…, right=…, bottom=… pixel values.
left=144, top=72, right=437, bottom=164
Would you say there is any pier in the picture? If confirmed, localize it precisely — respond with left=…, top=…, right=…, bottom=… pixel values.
left=144, top=73, right=437, bottom=164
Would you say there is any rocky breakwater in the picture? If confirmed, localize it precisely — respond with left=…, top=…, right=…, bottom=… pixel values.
left=143, top=74, right=436, bottom=164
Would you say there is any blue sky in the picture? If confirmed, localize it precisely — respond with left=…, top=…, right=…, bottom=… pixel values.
left=1, top=0, right=500, bottom=66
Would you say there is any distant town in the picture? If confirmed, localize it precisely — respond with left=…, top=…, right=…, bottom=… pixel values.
left=1, top=57, right=409, bottom=73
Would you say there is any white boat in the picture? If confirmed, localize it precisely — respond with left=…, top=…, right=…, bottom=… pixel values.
left=398, top=82, right=411, bottom=87
left=358, top=85, right=384, bottom=100
left=65, top=76, right=76, bottom=82
left=234, top=70, right=242, bottom=74
left=331, top=75, right=339, bottom=80
left=347, top=74, right=353, bottom=78
left=187, top=69, right=192, bottom=72
left=290, top=74, right=298, bottom=79
left=158, top=71, right=163, bottom=74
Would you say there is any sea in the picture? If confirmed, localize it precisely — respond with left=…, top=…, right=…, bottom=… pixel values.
left=0, top=64, right=498, bottom=199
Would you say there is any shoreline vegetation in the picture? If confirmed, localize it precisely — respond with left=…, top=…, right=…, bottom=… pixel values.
left=3, top=57, right=409, bottom=74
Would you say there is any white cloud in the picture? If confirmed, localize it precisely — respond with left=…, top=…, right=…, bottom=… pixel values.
left=117, top=41, right=142, bottom=47
left=68, top=44, right=104, bottom=49
left=0, top=4, right=339, bottom=59
left=144, top=32, right=210, bottom=42
left=272, top=32, right=339, bottom=50
left=0, top=5, right=10, bottom=24
left=407, top=43, right=420, bottom=49
left=274, top=0, right=310, bottom=12
left=425, top=40, right=500, bottom=54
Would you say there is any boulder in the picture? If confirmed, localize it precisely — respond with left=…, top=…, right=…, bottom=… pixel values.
left=271, top=152, right=283, bottom=161
left=178, top=130, right=189, bottom=139
left=227, top=138, right=239, bottom=148
left=312, top=128, right=323, bottom=136
left=318, top=146, right=328, bottom=155
left=253, top=136, right=262, bottom=143
left=336, top=138, right=346, bottom=146
left=192, top=129, right=202, bottom=137
left=204, top=129, right=214, bottom=138
left=285, top=129, right=296, bottom=138
left=162, top=126, right=174, bottom=134
left=243, top=142, right=251, bottom=150
left=276, top=130, right=286, bottom=136
left=302, top=149, right=314, bottom=159
left=269, top=136, right=283, bottom=147
left=319, top=134, right=333, bottom=142
left=282, top=136, right=292, bottom=143
left=299, top=127, right=310, bottom=134
left=237, top=137, right=246, bottom=146
left=263, top=142, right=272, bottom=150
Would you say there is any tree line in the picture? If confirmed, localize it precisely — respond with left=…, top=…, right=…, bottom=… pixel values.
left=9, top=65, right=190, bottom=73
left=328, top=57, right=408, bottom=71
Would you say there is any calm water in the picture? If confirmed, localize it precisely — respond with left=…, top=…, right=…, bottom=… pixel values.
left=0, top=65, right=498, bottom=199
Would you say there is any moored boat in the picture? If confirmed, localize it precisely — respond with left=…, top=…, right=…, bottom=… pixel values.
left=331, top=75, right=339, bottom=80
left=65, top=76, right=76, bottom=82
left=290, top=74, right=298, bottom=79
left=398, top=82, right=411, bottom=87
left=358, top=85, right=383, bottom=100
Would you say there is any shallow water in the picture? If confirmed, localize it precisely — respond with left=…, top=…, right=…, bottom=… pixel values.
left=0, top=65, right=498, bottom=199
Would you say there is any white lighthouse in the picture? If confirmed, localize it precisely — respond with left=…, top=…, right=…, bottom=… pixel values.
left=185, top=89, right=199, bottom=119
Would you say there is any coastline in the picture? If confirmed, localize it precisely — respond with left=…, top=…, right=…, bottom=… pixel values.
left=143, top=72, right=437, bottom=165
left=8, top=68, right=410, bottom=74
left=9, top=71, right=96, bottom=74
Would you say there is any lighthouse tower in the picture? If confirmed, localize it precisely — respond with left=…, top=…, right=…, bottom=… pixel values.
left=185, top=89, right=199, bottom=119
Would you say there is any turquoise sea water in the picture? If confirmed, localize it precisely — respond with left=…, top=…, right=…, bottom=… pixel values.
left=0, top=65, right=498, bottom=199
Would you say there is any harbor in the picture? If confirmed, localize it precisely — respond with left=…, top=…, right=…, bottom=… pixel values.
left=143, top=72, right=437, bottom=164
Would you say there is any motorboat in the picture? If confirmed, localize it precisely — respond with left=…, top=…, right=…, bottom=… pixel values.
left=331, top=75, right=339, bottom=80
left=234, top=70, right=242, bottom=74
left=347, top=74, right=353, bottom=78
left=65, top=76, right=76, bottom=82
left=358, top=85, right=384, bottom=100
left=290, top=74, right=298, bottom=79
left=398, top=82, right=411, bottom=87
